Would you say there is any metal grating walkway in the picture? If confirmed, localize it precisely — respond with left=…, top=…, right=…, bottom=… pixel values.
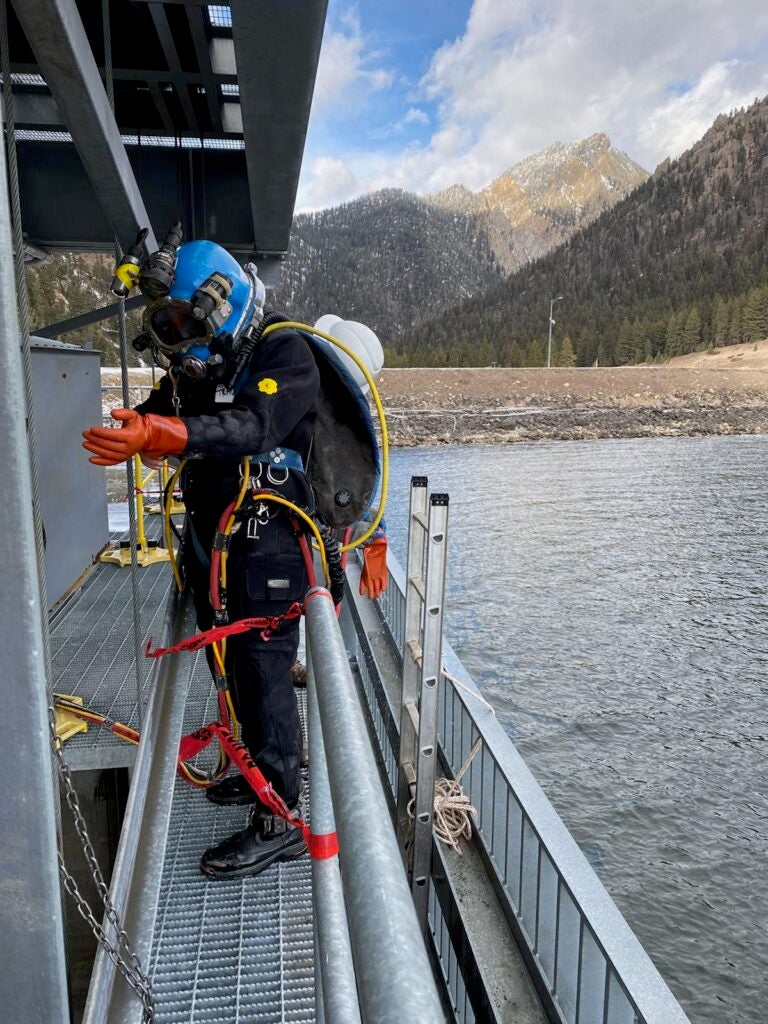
left=52, top=525, right=316, bottom=1020
left=149, top=657, right=314, bottom=1024
left=51, top=551, right=173, bottom=769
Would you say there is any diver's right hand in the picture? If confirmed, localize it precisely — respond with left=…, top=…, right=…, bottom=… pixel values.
left=82, top=408, right=188, bottom=466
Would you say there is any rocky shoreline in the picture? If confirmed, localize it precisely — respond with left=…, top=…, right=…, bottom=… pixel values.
left=373, top=366, right=768, bottom=446
left=386, top=400, right=768, bottom=445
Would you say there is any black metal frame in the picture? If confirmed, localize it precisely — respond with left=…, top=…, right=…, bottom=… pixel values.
left=5, top=0, right=327, bottom=265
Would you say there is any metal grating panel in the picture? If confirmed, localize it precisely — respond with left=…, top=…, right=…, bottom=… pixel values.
left=150, top=660, right=315, bottom=1023
left=51, top=556, right=173, bottom=768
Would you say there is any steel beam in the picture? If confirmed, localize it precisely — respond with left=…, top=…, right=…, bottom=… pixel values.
left=0, top=71, right=69, bottom=1024
left=185, top=3, right=224, bottom=133
left=35, top=294, right=146, bottom=339
left=10, top=0, right=157, bottom=253
left=147, top=3, right=199, bottom=134
left=230, top=0, right=328, bottom=256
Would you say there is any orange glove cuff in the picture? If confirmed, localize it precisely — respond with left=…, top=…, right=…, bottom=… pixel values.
left=142, top=413, right=188, bottom=460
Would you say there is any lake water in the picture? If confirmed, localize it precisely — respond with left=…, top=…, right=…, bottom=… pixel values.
left=385, top=436, right=768, bottom=1024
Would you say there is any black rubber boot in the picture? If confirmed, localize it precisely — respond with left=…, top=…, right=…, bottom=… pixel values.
left=205, top=774, right=262, bottom=806
left=200, top=809, right=306, bottom=879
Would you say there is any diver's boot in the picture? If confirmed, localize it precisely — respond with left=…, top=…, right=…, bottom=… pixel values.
left=205, top=774, right=261, bottom=806
left=200, top=808, right=306, bottom=879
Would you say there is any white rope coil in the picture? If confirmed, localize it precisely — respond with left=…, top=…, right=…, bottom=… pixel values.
left=408, top=737, right=483, bottom=854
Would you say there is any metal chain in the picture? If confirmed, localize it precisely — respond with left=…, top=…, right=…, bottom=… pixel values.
left=49, top=707, right=155, bottom=1022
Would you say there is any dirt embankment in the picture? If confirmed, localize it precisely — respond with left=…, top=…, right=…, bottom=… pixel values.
left=375, top=365, right=768, bottom=445
left=102, top=358, right=768, bottom=445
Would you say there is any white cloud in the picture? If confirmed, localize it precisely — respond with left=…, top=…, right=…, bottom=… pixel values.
left=398, top=107, right=430, bottom=129
left=301, top=157, right=360, bottom=211
left=311, top=12, right=394, bottom=118
left=300, top=0, right=768, bottom=209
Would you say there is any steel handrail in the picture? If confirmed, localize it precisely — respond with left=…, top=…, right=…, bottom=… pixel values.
left=305, top=587, right=446, bottom=1024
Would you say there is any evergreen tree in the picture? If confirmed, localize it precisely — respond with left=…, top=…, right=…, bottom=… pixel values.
left=616, top=318, right=634, bottom=364
left=683, top=307, right=702, bottom=352
left=743, top=286, right=768, bottom=341
left=665, top=312, right=683, bottom=357
left=712, top=296, right=729, bottom=346
left=556, top=335, right=577, bottom=366
left=527, top=339, right=544, bottom=366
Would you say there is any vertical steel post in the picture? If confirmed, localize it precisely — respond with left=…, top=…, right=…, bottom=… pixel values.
left=410, top=494, right=449, bottom=929
left=306, top=650, right=361, bottom=1024
left=396, top=476, right=428, bottom=848
left=0, top=85, right=69, bottom=1023
left=305, top=589, right=446, bottom=1024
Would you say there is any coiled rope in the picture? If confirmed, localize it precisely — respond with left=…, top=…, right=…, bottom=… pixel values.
left=409, top=738, right=483, bottom=854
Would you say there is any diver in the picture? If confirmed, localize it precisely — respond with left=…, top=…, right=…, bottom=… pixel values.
left=82, top=227, right=385, bottom=878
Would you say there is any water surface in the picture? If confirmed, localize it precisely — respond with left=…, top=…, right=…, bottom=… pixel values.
left=386, top=436, right=768, bottom=1024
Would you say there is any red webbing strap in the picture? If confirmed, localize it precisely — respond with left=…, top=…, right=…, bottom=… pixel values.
left=175, top=721, right=339, bottom=859
left=145, top=602, right=304, bottom=657
left=178, top=725, right=215, bottom=762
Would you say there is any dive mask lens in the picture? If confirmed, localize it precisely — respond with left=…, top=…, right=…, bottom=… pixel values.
left=146, top=300, right=210, bottom=352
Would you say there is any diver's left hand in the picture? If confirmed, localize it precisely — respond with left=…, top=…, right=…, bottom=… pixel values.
left=360, top=536, right=388, bottom=600
left=82, top=408, right=188, bottom=466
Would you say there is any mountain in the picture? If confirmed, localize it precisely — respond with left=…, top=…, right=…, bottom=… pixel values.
left=425, top=133, right=648, bottom=272
left=24, top=133, right=648, bottom=366
left=399, top=98, right=768, bottom=367
left=272, top=188, right=504, bottom=339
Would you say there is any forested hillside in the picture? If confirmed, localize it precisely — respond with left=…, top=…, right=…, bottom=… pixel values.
left=272, top=188, right=503, bottom=339
left=397, top=97, right=768, bottom=367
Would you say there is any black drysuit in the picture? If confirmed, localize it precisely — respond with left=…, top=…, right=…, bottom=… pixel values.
left=137, top=328, right=320, bottom=805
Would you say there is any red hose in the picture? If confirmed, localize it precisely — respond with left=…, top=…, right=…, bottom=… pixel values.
left=209, top=498, right=238, bottom=612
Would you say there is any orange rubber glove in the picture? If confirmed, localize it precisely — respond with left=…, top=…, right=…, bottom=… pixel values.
left=82, top=409, right=188, bottom=466
left=359, top=536, right=388, bottom=600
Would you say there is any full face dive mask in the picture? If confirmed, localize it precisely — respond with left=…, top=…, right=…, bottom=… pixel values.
left=113, top=225, right=265, bottom=380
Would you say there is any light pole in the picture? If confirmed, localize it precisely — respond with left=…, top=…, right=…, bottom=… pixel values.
left=547, top=295, right=563, bottom=368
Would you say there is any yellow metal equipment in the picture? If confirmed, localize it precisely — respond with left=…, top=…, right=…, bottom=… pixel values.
left=147, top=460, right=185, bottom=516
left=100, top=454, right=174, bottom=567
left=53, top=693, right=89, bottom=744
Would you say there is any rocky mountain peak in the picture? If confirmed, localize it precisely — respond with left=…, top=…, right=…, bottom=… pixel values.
left=423, top=133, right=648, bottom=273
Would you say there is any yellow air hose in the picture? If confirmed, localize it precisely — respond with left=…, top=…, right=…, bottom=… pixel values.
left=260, top=321, right=389, bottom=551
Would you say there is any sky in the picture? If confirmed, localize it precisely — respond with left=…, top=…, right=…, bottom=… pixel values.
left=296, top=0, right=768, bottom=211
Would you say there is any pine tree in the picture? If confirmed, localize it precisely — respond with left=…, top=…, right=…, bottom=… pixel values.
left=712, top=296, right=729, bottom=346
left=616, top=318, right=634, bottom=364
left=556, top=335, right=577, bottom=367
left=683, top=307, right=702, bottom=352
left=527, top=339, right=544, bottom=366
left=665, top=312, right=683, bottom=357
left=743, top=286, right=768, bottom=341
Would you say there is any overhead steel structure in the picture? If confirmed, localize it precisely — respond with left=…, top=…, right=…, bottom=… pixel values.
left=3, top=0, right=327, bottom=284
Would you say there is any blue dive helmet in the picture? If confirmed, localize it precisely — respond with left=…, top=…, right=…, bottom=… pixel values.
left=142, top=239, right=265, bottom=379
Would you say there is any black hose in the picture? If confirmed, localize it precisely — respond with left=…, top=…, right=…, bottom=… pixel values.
left=233, top=309, right=290, bottom=379
left=163, top=473, right=183, bottom=544
left=317, top=524, right=345, bottom=605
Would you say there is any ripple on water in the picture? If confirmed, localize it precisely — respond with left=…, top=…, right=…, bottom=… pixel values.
left=387, top=435, right=768, bottom=1024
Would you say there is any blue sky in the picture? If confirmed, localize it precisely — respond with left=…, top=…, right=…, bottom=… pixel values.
left=296, top=0, right=768, bottom=211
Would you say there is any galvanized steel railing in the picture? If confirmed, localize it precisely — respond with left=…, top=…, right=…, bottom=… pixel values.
left=304, top=588, right=447, bottom=1024
left=344, top=477, right=692, bottom=1024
